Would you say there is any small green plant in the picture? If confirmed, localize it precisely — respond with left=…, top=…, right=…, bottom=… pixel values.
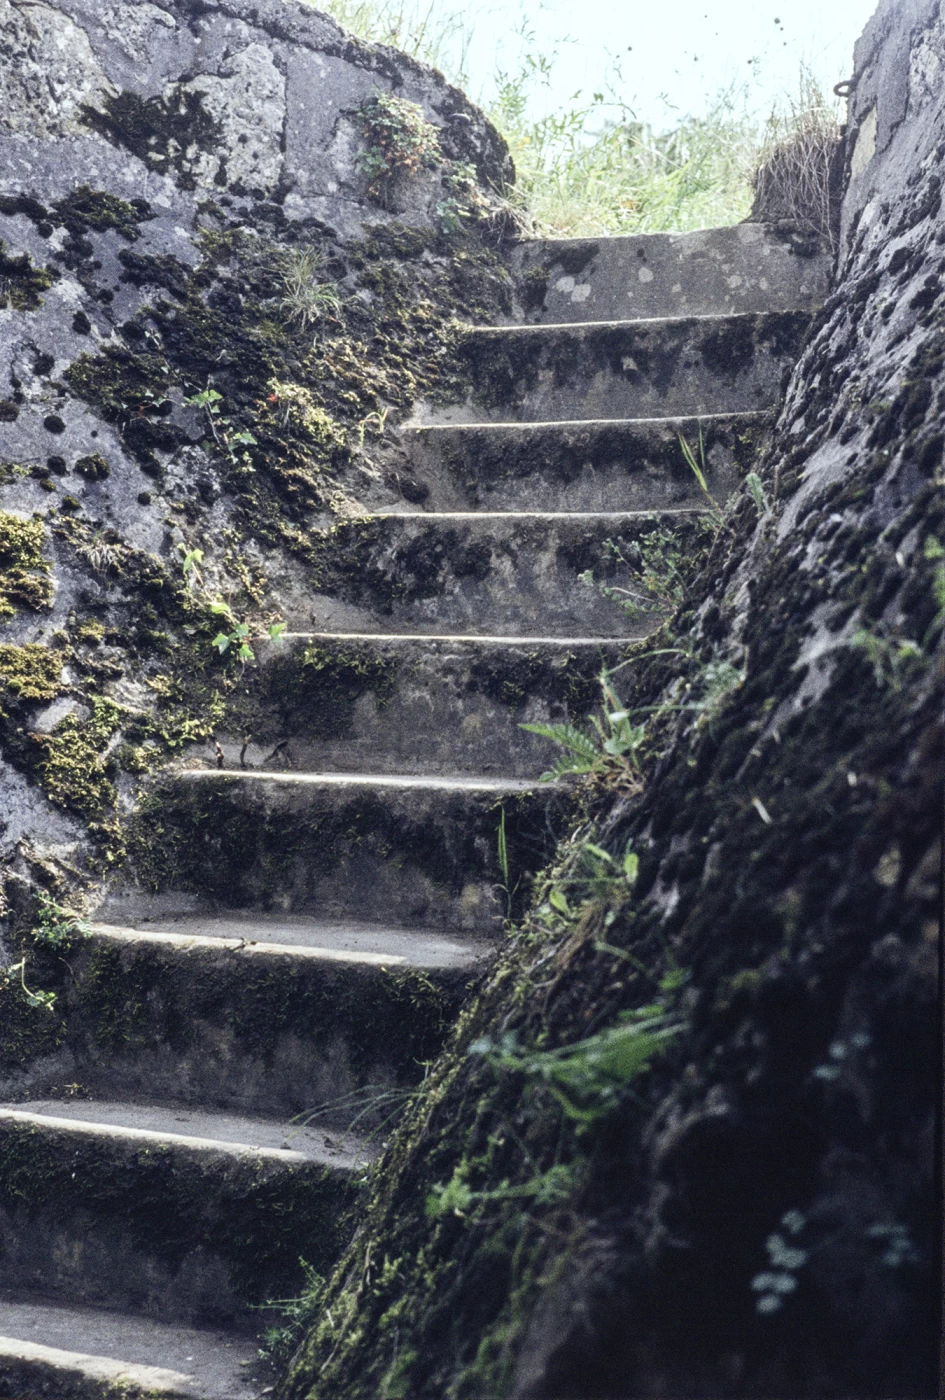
left=468, top=991, right=683, bottom=1125
left=5, top=957, right=57, bottom=1013
left=696, top=657, right=745, bottom=722
left=852, top=627, right=923, bottom=690
left=356, top=92, right=442, bottom=199
left=260, top=1260, right=327, bottom=1361
left=33, top=891, right=90, bottom=947
left=425, top=1161, right=576, bottom=1220
left=543, top=842, right=640, bottom=921
left=278, top=247, right=344, bottom=332
left=435, top=159, right=498, bottom=232
left=354, top=406, right=390, bottom=451
left=678, top=429, right=724, bottom=516
left=184, top=386, right=257, bottom=476
left=751, top=1210, right=810, bottom=1314
left=866, top=1221, right=920, bottom=1269
left=179, top=546, right=286, bottom=663
left=522, top=670, right=645, bottom=781
left=209, top=600, right=286, bottom=662
left=496, top=804, right=514, bottom=918
left=744, top=471, right=772, bottom=517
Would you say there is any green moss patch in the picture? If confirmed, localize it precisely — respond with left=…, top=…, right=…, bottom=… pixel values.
left=0, top=241, right=58, bottom=311
left=37, top=697, right=122, bottom=824
left=0, top=512, right=53, bottom=620
left=0, top=644, right=62, bottom=704
left=52, top=185, right=153, bottom=242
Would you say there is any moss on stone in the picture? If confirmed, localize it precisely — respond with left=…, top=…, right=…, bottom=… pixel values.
left=52, top=185, right=152, bottom=242
left=80, top=89, right=221, bottom=186
left=0, top=241, right=58, bottom=312
left=0, top=644, right=62, bottom=704
left=37, top=697, right=123, bottom=824
left=0, top=512, right=53, bottom=620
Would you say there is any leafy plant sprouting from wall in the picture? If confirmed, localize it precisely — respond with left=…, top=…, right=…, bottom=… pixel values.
left=179, top=546, right=286, bottom=663
left=521, top=669, right=645, bottom=781
left=467, top=969, right=685, bottom=1127
left=356, top=92, right=443, bottom=200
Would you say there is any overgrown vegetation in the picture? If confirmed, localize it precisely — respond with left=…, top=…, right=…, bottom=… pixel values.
left=304, top=0, right=840, bottom=239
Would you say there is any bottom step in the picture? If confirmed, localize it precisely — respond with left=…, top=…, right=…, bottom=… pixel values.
left=0, top=1103, right=359, bottom=1329
left=0, top=1296, right=264, bottom=1398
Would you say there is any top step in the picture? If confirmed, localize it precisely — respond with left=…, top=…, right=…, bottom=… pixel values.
left=507, top=224, right=832, bottom=325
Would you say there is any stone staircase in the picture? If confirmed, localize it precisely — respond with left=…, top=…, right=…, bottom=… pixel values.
left=0, top=224, right=828, bottom=1396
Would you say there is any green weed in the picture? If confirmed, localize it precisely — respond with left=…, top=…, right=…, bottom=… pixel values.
left=278, top=247, right=344, bottom=332
left=356, top=92, right=442, bottom=200
left=468, top=993, right=682, bottom=1126
left=521, top=670, right=645, bottom=782
left=183, top=386, right=258, bottom=477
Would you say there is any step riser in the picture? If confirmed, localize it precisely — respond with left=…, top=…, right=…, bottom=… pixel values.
left=199, top=638, right=623, bottom=778
left=124, top=777, right=564, bottom=932
left=508, top=225, right=830, bottom=323
left=451, top=313, right=809, bottom=422
left=0, top=1117, right=350, bottom=1329
left=398, top=415, right=768, bottom=513
left=303, top=513, right=714, bottom=637
left=19, top=934, right=473, bottom=1123
left=0, top=1345, right=195, bottom=1400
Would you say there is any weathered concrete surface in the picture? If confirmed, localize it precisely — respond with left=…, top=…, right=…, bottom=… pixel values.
left=117, top=769, right=563, bottom=932
left=396, top=412, right=767, bottom=512
left=0, top=919, right=484, bottom=1121
left=0, top=1300, right=261, bottom=1400
left=0, top=1101, right=357, bottom=1327
left=444, top=312, right=810, bottom=422
left=508, top=224, right=831, bottom=324
left=188, top=634, right=625, bottom=778
left=842, top=0, right=943, bottom=244
left=295, top=510, right=713, bottom=636
left=0, top=0, right=509, bottom=234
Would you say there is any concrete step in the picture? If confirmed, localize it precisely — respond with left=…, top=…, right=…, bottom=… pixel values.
left=507, top=223, right=830, bottom=324
left=120, top=770, right=565, bottom=933
left=193, top=633, right=624, bottom=779
left=14, top=915, right=490, bottom=1123
left=0, top=1102, right=362, bottom=1330
left=302, top=509, right=714, bottom=637
left=440, top=312, right=809, bottom=422
left=392, top=412, right=769, bottom=513
left=0, top=1296, right=263, bottom=1399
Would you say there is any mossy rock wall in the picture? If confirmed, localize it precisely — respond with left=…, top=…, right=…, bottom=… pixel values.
left=0, top=0, right=514, bottom=982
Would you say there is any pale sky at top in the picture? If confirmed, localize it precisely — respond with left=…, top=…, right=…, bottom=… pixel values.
left=457, top=0, right=880, bottom=127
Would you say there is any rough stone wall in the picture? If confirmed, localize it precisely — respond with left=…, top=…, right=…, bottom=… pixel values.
left=281, top=3, right=943, bottom=1396
left=0, top=0, right=520, bottom=1092
left=0, top=1, right=513, bottom=1065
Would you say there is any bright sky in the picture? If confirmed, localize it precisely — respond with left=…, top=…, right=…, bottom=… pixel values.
left=459, top=0, right=880, bottom=127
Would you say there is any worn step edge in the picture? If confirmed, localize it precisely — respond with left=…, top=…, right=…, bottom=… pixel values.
left=170, top=768, right=543, bottom=793
left=0, top=1295, right=263, bottom=1400
left=402, top=409, right=771, bottom=433
left=0, top=1106, right=318, bottom=1166
left=86, top=921, right=492, bottom=970
left=460, top=311, right=783, bottom=334
left=277, top=631, right=631, bottom=645
left=365, top=507, right=709, bottom=521
left=0, top=1333, right=198, bottom=1400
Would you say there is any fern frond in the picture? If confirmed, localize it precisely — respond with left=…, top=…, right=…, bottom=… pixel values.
left=520, top=721, right=599, bottom=763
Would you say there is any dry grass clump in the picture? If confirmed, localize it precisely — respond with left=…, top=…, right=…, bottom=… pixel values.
left=751, top=77, right=843, bottom=250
